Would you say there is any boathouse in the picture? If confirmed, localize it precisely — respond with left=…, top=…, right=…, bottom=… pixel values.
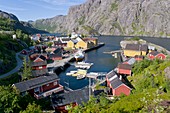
left=148, top=51, right=166, bottom=60
left=13, top=74, right=64, bottom=99
left=106, top=70, right=131, bottom=96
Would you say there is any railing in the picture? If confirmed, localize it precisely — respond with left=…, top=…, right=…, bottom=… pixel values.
left=34, top=85, right=64, bottom=99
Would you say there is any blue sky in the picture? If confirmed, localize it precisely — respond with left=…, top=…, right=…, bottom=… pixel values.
left=0, top=0, right=86, bottom=21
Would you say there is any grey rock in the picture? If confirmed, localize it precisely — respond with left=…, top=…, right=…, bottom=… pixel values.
left=32, top=0, right=170, bottom=37
left=164, top=67, right=170, bottom=79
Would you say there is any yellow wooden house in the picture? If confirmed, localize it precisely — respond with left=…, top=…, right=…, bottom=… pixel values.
left=123, top=44, right=148, bottom=57
left=75, top=38, right=98, bottom=49
left=67, top=40, right=77, bottom=49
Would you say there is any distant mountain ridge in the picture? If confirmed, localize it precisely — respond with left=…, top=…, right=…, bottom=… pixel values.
left=31, top=0, right=170, bottom=37
left=0, top=10, right=47, bottom=34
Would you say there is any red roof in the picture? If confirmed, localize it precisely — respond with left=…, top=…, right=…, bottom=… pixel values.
left=118, top=63, right=132, bottom=70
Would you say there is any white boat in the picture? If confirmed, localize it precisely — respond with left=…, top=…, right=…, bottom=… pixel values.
left=75, top=61, right=93, bottom=69
left=77, top=74, right=86, bottom=80
left=66, top=70, right=77, bottom=76
left=74, top=50, right=85, bottom=61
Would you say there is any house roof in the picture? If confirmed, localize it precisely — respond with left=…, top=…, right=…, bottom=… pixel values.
left=110, top=77, right=123, bottom=89
left=31, top=60, right=47, bottom=66
left=106, top=70, right=124, bottom=89
left=118, top=63, right=132, bottom=70
left=125, top=44, right=148, bottom=52
left=149, top=51, right=160, bottom=56
left=54, top=40, right=63, bottom=45
left=32, top=69, right=48, bottom=76
left=38, top=55, right=46, bottom=61
left=106, top=70, right=117, bottom=79
left=53, top=48, right=62, bottom=54
left=124, top=58, right=136, bottom=65
left=13, top=74, right=59, bottom=92
left=54, top=88, right=89, bottom=106
left=60, top=38, right=70, bottom=42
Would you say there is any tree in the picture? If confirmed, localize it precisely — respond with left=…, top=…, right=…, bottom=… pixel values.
left=20, top=102, right=42, bottom=113
left=16, top=29, right=22, bottom=39
left=22, top=57, right=32, bottom=80
left=0, top=86, right=20, bottom=113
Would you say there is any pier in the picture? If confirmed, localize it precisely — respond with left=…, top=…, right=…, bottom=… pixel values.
left=103, top=50, right=122, bottom=54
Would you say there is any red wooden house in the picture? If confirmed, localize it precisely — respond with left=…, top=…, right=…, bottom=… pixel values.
left=31, top=55, right=47, bottom=76
left=106, top=70, right=131, bottom=96
left=148, top=51, right=166, bottom=60
left=52, top=88, right=89, bottom=113
left=13, top=74, right=64, bottom=99
left=117, top=63, right=132, bottom=75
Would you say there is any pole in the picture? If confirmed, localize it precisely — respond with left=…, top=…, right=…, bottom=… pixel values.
left=89, top=78, right=91, bottom=100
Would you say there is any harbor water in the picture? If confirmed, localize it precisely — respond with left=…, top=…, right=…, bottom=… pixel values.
left=58, top=36, right=123, bottom=90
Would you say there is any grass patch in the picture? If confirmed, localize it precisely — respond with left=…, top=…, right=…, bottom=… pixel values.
left=111, top=3, right=118, bottom=11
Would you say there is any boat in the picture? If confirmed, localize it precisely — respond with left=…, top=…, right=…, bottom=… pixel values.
left=75, top=61, right=93, bottom=69
left=77, top=74, right=86, bottom=80
left=74, top=50, right=85, bottom=61
left=66, top=70, right=77, bottom=76
left=71, top=69, right=87, bottom=79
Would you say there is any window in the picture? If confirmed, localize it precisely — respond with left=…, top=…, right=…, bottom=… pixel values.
left=53, top=81, right=58, bottom=86
left=34, top=87, right=40, bottom=92
left=46, top=84, right=49, bottom=86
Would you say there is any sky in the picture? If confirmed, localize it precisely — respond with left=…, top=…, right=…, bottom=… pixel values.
left=0, top=0, right=86, bottom=21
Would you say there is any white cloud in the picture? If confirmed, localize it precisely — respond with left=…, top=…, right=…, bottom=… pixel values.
left=0, top=5, right=27, bottom=11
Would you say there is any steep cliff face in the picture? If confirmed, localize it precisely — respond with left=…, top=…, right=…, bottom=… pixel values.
left=0, top=10, right=47, bottom=34
left=32, top=0, right=170, bottom=37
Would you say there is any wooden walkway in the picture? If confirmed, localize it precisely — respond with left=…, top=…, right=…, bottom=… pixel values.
left=103, top=50, right=122, bottom=54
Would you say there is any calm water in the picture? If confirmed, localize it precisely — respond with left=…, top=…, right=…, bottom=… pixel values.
left=59, top=36, right=123, bottom=90
left=58, top=36, right=170, bottom=90
left=141, top=37, right=170, bottom=51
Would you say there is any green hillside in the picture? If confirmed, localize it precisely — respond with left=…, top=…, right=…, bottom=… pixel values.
left=0, top=33, right=23, bottom=74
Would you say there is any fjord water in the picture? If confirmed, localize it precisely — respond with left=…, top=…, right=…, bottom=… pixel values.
left=59, top=36, right=123, bottom=90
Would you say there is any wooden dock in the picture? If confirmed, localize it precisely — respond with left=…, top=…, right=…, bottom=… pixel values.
left=86, top=72, right=107, bottom=79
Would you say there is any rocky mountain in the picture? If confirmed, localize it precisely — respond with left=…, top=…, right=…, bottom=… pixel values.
left=0, top=10, right=47, bottom=34
left=32, top=0, right=170, bottom=37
